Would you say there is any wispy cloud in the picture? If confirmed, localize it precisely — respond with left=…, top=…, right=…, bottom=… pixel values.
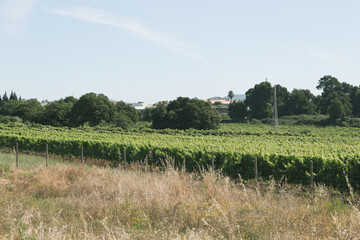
left=0, top=0, right=35, bottom=33
left=307, top=47, right=345, bottom=64
left=53, top=7, right=204, bottom=62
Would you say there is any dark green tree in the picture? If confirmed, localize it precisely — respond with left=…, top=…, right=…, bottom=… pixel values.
left=228, top=90, right=234, bottom=102
left=245, top=81, right=273, bottom=119
left=316, top=75, right=341, bottom=114
left=350, top=86, right=360, bottom=116
left=2, top=92, right=8, bottom=102
left=151, top=103, right=168, bottom=129
left=228, top=101, right=247, bottom=121
left=112, top=101, right=139, bottom=128
left=152, top=97, right=221, bottom=130
left=141, top=107, right=154, bottom=122
left=285, top=89, right=316, bottom=115
left=41, top=100, right=75, bottom=126
left=328, top=97, right=345, bottom=122
left=9, top=91, right=18, bottom=101
left=275, top=85, right=290, bottom=116
left=71, top=93, right=116, bottom=126
left=0, top=99, right=43, bottom=122
left=115, top=101, right=138, bottom=123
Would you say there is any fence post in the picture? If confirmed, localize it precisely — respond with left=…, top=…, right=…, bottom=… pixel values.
left=254, top=157, right=258, bottom=185
left=211, top=153, right=215, bottom=171
left=310, top=161, right=314, bottom=191
left=46, top=144, right=48, bottom=167
left=16, top=142, right=19, bottom=168
left=165, top=152, right=168, bottom=169
left=124, top=148, right=127, bottom=171
left=81, top=146, right=84, bottom=166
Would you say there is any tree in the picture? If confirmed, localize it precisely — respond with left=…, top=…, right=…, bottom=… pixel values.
left=2, top=92, right=8, bottom=102
left=115, top=101, right=138, bottom=123
left=0, top=99, right=43, bottom=122
left=141, top=107, right=154, bottom=122
left=71, top=93, right=116, bottom=126
left=41, top=99, right=75, bottom=126
left=245, top=81, right=273, bottom=119
left=228, top=90, right=234, bottom=102
left=274, top=85, right=289, bottom=116
left=316, top=75, right=341, bottom=114
left=152, top=97, right=221, bottom=130
left=328, top=97, right=345, bottom=122
left=152, top=103, right=168, bottom=129
left=113, top=101, right=139, bottom=128
left=350, top=86, right=360, bottom=116
left=9, top=91, right=18, bottom=101
left=285, top=89, right=316, bottom=115
left=228, top=101, right=247, bottom=121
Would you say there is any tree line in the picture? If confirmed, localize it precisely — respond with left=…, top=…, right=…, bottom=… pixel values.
left=228, top=75, right=360, bottom=123
left=1, top=75, right=359, bottom=130
left=0, top=92, right=138, bottom=128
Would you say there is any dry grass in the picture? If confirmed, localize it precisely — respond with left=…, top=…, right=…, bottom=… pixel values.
left=0, top=164, right=360, bottom=239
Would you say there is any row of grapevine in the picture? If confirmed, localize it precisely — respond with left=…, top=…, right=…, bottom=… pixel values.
left=0, top=123, right=360, bottom=190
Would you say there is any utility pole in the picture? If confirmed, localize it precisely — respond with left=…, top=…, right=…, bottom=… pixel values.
left=273, top=84, right=279, bottom=130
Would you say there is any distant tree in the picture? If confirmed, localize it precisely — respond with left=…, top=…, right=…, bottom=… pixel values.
left=9, top=91, right=18, bottom=101
left=41, top=100, right=75, bottom=126
left=228, top=101, right=247, bottom=121
left=316, top=75, right=341, bottom=114
left=63, top=96, right=78, bottom=105
left=0, top=99, right=43, bottom=122
left=71, top=93, right=116, bottom=126
left=285, top=89, right=316, bottom=115
left=0, top=99, right=20, bottom=116
left=228, top=90, right=234, bottom=102
left=275, top=85, right=290, bottom=116
left=245, top=81, right=273, bottom=119
left=152, top=97, right=221, bottom=130
left=18, top=99, right=43, bottom=122
left=115, top=101, right=139, bottom=123
left=112, top=101, right=139, bottom=128
left=328, top=97, right=345, bottom=122
left=151, top=103, right=168, bottom=129
left=350, top=86, right=360, bottom=116
left=2, top=92, right=8, bottom=102
left=141, top=107, right=154, bottom=122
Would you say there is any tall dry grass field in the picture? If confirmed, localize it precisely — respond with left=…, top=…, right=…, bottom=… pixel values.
left=0, top=162, right=360, bottom=239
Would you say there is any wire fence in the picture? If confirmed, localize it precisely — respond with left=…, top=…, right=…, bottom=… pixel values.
left=2, top=142, right=360, bottom=192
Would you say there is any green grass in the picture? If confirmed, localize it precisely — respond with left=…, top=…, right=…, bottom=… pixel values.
left=0, top=150, right=81, bottom=170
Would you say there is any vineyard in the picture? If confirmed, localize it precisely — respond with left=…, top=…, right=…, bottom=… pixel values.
left=1, top=122, right=360, bottom=189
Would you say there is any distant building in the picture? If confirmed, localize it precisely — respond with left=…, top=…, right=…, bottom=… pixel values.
left=40, top=101, right=48, bottom=107
left=127, top=102, right=153, bottom=110
left=207, top=97, right=231, bottom=105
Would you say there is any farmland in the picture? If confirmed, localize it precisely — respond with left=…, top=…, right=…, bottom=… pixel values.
left=1, top=123, right=360, bottom=239
left=0, top=155, right=360, bottom=239
left=0, top=122, right=360, bottom=188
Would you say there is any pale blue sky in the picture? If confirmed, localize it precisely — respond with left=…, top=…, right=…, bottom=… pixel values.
left=1, top=0, right=359, bottom=103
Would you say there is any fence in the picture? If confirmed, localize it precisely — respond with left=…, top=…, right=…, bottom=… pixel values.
left=3, top=142, right=360, bottom=192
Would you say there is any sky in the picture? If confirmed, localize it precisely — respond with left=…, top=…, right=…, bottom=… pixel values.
left=1, top=0, right=360, bottom=103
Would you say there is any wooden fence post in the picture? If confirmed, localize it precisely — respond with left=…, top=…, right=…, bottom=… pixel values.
left=46, top=144, right=48, bottom=167
left=81, top=146, right=84, bottom=166
left=254, top=157, right=258, bottom=184
left=124, top=148, right=127, bottom=171
left=16, top=142, right=19, bottom=168
left=211, top=153, right=215, bottom=171
left=310, top=161, right=314, bottom=191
